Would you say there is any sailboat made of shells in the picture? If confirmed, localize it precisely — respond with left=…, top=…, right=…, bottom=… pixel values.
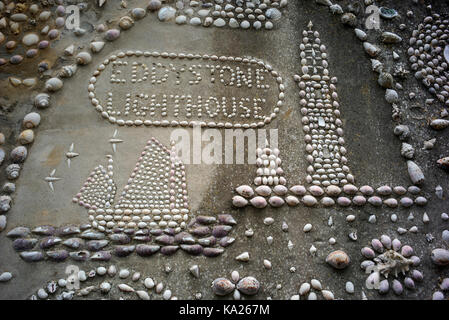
left=72, top=137, right=190, bottom=232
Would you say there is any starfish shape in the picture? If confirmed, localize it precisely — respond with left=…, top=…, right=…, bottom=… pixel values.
left=109, top=129, right=123, bottom=153
left=66, top=143, right=79, bottom=168
left=45, top=169, right=61, bottom=192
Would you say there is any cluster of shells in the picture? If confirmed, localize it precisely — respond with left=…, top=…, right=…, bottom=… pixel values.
left=408, top=14, right=449, bottom=107
left=89, top=50, right=285, bottom=128
left=29, top=265, right=177, bottom=300
left=233, top=172, right=428, bottom=209
left=291, top=279, right=335, bottom=300
left=7, top=213, right=237, bottom=262
left=74, top=138, right=190, bottom=233
left=211, top=271, right=260, bottom=298
left=361, top=236, right=423, bottom=296
left=150, top=0, right=287, bottom=30
left=0, top=0, right=65, bottom=70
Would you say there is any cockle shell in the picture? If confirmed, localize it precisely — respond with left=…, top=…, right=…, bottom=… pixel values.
left=232, top=195, right=248, bottom=207
left=45, top=78, right=63, bottom=92
left=34, top=93, right=50, bottom=108
left=212, top=278, right=235, bottom=296
left=237, top=277, right=260, bottom=295
left=76, top=52, right=92, bottom=65
left=23, top=112, right=41, bottom=129
left=326, top=250, right=350, bottom=269
left=235, top=185, right=254, bottom=198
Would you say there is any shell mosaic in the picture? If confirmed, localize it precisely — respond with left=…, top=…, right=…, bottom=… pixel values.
left=153, top=0, right=288, bottom=30
left=89, top=51, right=285, bottom=128
left=0, top=0, right=448, bottom=302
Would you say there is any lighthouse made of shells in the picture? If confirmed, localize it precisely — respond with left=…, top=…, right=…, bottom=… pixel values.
left=73, top=137, right=190, bottom=232
left=232, top=141, right=289, bottom=208
left=296, top=21, right=355, bottom=187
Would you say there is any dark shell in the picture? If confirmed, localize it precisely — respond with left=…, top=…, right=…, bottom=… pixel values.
left=212, top=225, right=232, bottom=238
left=237, top=277, right=260, bottom=295
left=203, top=247, right=224, bottom=257
left=196, top=216, right=217, bottom=225
left=160, top=245, right=179, bottom=255
left=174, top=232, right=195, bottom=244
left=69, top=250, right=90, bottom=261
left=79, top=223, right=92, bottom=230
left=26, top=49, right=38, bottom=58
left=90, top=250, right=112, bottom=261
left=62, top=238, right=84, bottom=249
left=10, top=55, right=23, bottom=65
left=136, top=244, right=160, bottom=256
left=7, top=226, right=30, bottom=238
left=219, top=236, right=235, bottom=247
left=32, top=225, right=55, bottom=236
left=13, top=238, right=38, bottom=251
left=56, top=225, right=80, bottom=236
left=197, top=236, right=217, bottom=247
left=38, top=40, right=49, bottom=49
left=132, top=235, right=152, bottom=242
left=113, top=245, right=135, bottom=257
left=180, top=244, right=203, bottom=255
left=163, top=228, right=176, bottom=236
left=123, top=228, right=136, bottom=235
left=212, top=278, right=235, bottom=296
left=39, top=236, right=62, bottom=249
left=190, top=226, right=211, bottom=237
left=80, top=230, right=105, bottom=240
left=218, top=214, right=237, bottom=225
left=46, top=250, right=69, bottom=262
left=86, top=240, right=109, bottom=251
left=109, top=233, right=131, bottom=244
left=20, top=251, right=44, bottom=262
left=149, top=229, right=163, bottom=236
left=155, top=235, right=174, bottom=245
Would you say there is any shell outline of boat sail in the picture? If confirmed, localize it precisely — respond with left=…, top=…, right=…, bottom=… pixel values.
left=72, top=137, right=190, bottom=232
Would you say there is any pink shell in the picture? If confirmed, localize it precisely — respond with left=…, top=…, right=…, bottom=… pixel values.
left=250, top=196, right=268, bottom=209
left=337, top=196, right=351, bottom=207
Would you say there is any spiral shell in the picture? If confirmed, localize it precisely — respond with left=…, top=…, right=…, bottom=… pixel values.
left=5, top=164, right=20, bottom=180
left=76, top=52, right=92, bottom=66
left=45, top=78, right=63, bottom=92
left=34, top=93, right=50, bottom=109
left=58, top=64, right=77, bottom=78
left=10, top=146, right=27, bottom=163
